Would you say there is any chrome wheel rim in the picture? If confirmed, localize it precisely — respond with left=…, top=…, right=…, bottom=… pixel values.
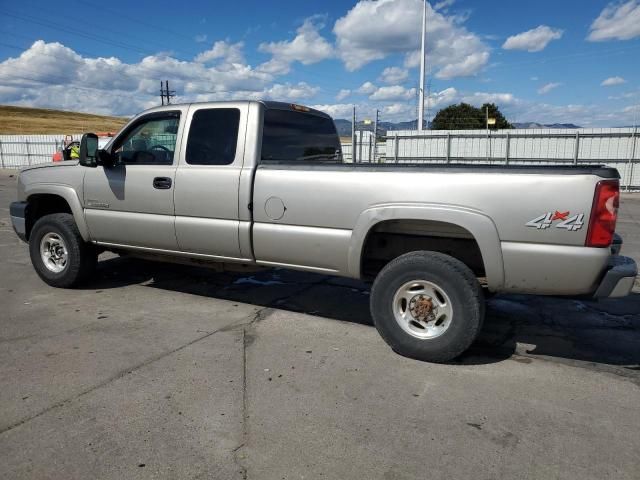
left=40, top=232, right=68, bottom=273
left=392, top=280, right=453, bottom=339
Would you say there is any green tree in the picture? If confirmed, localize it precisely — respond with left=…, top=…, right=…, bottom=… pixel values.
left=432, top=102, right=512, bottom=130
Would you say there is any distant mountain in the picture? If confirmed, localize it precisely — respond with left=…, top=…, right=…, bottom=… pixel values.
left=511, top=122, right=582, bottom=129
left=334, top=119, right=429, bottom=137
left=334, top=118, right=582, bottom=136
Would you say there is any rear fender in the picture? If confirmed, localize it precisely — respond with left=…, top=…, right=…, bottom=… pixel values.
left=348, top=203, right=505, bottom=290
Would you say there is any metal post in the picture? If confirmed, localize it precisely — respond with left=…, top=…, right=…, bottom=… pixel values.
left=446, top=133, right=451, bottom=163
left=417, top=0, right=426, bottom=132
left=394, top=133, right=399, bottom=163
left=485, top=106, right=489, bottom=162
left=351, top=106, right=356, bottom=163
left=0, top=140, right=4, bottom=168
left=25, top=137, right=31, bottom=166
left=373, top=109, right=379, bottom=162
left=573, top=131, right=580, bottom=165
left=505, top=132, right=510, bottom=164
left=358, top=130, right=363, bottom=164
left=626, top=127, right=637, bottom=191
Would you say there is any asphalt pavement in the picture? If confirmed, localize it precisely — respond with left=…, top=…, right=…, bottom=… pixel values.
left=0, top=169, right=638, bottom=479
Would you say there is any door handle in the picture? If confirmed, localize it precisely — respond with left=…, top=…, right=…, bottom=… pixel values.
left=153, top=177, right=172, bottom=189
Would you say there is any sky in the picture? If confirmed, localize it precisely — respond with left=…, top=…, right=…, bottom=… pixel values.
left=0, top=0, right=639, bottom=126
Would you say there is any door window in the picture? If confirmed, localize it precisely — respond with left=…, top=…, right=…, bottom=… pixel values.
left=113, top=114, right=180, bottom=165
left=186, top=108, right=240, bottom=165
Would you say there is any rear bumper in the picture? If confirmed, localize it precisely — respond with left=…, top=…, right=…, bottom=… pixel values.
left=593, top=255, right=637, bottom=298
left=9, top=201, right=27, bottom=242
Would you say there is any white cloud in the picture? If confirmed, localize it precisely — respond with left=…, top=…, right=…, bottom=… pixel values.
left=357, top=81, right=377, bottom=95
left=434, top=51, right=489, bottom=79
left=195, top=40, right=245, bottom=64
left=588, top=0, right=640, bottom=41
left=382, top=103, right=415, bottom=117
left=0, top=40, right=319, bottom=116
left=258, top=16, right=333, bottom=75
left=370, top=85, right=416, bottom=101
left=333, top=0, right=489, bottom=79
left=336, top=89, right=351, bottom=101
left=380, top=66, right=409, bottom=84
left=602, top=76, right=627, bottom=86
left=502, top=25, right=563, bottom=52
left=537, top=82, right=562, bottom=95
left=434, top=0, right=455, bottom=11
left=608, top=90, right=639, bottom=100
left=194, top=34, right=208, bottom=43
left=264, top=82, right=319, bottom=100
left=310, top=103, right=356, bottom=119
left=461, top=91, right=516, bottom=105
left=423, top=87, right=517, bottom=111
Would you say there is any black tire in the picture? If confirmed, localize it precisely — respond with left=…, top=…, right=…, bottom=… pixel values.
left=29, top=213, right=97, bottom=288
left=370, top=251, right=484, bottom=363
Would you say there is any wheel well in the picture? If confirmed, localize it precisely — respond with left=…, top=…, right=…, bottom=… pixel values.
left=25, top=194, right=72, bottom=240
left=361, top=219, right=486, bottom=280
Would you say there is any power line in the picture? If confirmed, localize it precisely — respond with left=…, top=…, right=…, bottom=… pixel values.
left=2, top=10, right=154, bottom=56
left=74, top=0, right=197, bottom=43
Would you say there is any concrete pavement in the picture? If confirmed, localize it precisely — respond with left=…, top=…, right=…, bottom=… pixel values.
left=0, top=170, right=639, bottom=479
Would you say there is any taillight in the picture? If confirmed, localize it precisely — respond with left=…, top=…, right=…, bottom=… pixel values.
left=586, top=179, right=619, bottom=247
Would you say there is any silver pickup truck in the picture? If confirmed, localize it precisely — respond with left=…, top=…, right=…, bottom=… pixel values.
left=9, top=101, right=638, bottom=362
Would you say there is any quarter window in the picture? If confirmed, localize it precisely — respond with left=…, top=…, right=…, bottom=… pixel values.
left=186, top=108, right=240, bottom=165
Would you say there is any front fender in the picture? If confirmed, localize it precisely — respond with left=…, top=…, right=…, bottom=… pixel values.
left=347, top=203, right=505, bottom=290
left=24, top=184, right=91, bottom=241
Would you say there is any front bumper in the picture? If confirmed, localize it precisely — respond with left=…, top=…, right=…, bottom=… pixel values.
left=10, top=201, right=27, bottom=242
left=593, top=255, right=637, bottom=298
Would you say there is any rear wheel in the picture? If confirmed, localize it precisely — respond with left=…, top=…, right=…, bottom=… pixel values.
left=370, top=251, right=484, bottom=363
left=29, top=213, right=97, bottom=288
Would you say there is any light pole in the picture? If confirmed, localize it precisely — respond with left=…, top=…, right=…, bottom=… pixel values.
left=417, top=0, right=427, bottom=132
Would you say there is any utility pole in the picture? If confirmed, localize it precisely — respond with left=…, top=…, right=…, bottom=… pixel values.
left=352, top=105, right=357, bottom=163
left=485, top=105, right=490, bottom=162
left=417, top=0, right=427, bottom=132
left=160, top=80, right=175, bottom=105
left=373, top=109, right=379, bottom=162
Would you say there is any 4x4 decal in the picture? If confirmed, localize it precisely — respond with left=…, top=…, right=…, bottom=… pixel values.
left=526, top=211, right=585, bottom=231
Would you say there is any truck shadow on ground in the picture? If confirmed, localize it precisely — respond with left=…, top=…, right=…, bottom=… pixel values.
left=87, top=256, right=640, bottom=371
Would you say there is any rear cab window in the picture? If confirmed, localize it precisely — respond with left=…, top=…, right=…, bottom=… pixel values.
left=261, top=108, right=342, bottom=164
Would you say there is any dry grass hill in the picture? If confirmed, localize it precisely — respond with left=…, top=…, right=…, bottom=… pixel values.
left=0, top=105, right=128, bottom=135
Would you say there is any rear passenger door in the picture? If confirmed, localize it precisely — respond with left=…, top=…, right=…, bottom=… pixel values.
left=173, top=103, right=249, bottom=260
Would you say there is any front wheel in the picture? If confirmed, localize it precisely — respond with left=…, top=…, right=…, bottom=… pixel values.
left=29, top=213, right=97, bottom=288
left=370, top=251, right=484, bottom=363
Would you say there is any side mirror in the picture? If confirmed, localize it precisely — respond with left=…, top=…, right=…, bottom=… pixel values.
left=79, top=133, right=99, bottom=168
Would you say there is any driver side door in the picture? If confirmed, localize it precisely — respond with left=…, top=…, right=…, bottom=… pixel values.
left=83, top=109, right=186, bottom=251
